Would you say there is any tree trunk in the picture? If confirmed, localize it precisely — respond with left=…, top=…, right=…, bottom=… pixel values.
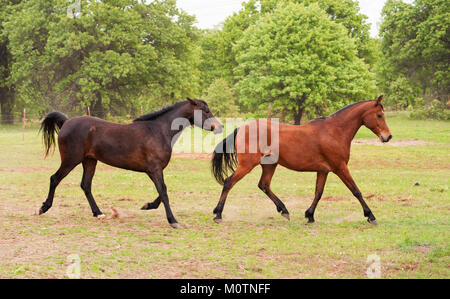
left=0, top=87, right=14, bottom=124
left=0, top=40, right=14, bottom=124
left=293, top=107, right=304, bottom=125
left=93, top=91, right=106, bottom=118
left=292, top=94, right=306, bottom=125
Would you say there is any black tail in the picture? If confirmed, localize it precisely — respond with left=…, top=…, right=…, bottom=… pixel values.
left=212, top=128, right=239, bottom=185
left=39, top=112, right=68, bottom=157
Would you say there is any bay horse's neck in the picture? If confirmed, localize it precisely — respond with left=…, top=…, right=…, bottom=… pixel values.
left=326, top=102, right=368, bottom=146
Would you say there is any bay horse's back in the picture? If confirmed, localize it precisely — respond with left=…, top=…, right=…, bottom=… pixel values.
left=212, top=118, right=324, bottom=180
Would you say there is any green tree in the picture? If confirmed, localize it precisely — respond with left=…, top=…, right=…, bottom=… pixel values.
left=234, top=2, right=375, bottom=124
left=379, top=0, right=449, bottom=106
left=383, top=75, right=423, bottom=109
left=197, top=29, right=225, bottom=92
left=202, top=78, right=237, bottom=117
left=201, top=0, right=376, bottom=92
left=260, top=0, right=376, bottom=65
left=0, top=0, right=20, bottom=124
left=4, top=0, right=199, bottom=117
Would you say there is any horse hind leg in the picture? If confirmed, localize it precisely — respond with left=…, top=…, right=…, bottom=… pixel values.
left=258, top=164, right=290, bottom=220
left=213, top=162, right=255, bottom=223
left=141, top=196, right=161, bottom=210
left=38, top=160, right=78, bottom=215
left=80, top=158, right=104, bottom=218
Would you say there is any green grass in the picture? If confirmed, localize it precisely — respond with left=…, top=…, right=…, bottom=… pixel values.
left=0, top=115, right=448, bottom=278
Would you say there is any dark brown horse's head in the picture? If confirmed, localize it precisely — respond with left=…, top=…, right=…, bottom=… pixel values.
left=361, top=95, right=392, bottom=143
left=187, top=98, right=223, bottom=134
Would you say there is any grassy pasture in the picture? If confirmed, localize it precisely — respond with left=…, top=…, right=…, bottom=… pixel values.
left=0, top=113, right=448, bottom=278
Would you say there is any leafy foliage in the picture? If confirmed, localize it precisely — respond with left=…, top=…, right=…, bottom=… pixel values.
left=383, top=75, right=424, bottom=109
left=202, top=78, right=237, bottom=117
left=260, top=0, right=376, bottom=65
left=198, top=0, right=376, bottom=90
left=3, top=0, right=199, bottom=117
left=0, top=0, right=447, bottom=122
left=378, top=0, right=450, bottom=107
left=0, top=0, right=21, bottom=123
left=233, top=2, right=375, bottom=124
left=410, top=99, right=450, bottom=120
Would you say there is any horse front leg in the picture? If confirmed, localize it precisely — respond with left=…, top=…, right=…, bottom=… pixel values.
left=335, top=165, right=377, bottom=225
left=146, top=169, right=178, bottom=228
left=305, top=172, right=328, bottom=223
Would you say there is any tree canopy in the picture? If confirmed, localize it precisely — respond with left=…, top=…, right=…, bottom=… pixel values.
left=378, top=0, right=449, bottom=108
left=2, top=0, right=200, bottom=118
left=202, top=78, right=237, bottom=117
left=233, top=2, right=375, bottom=124
left=0, top=0, right=447, bottom=123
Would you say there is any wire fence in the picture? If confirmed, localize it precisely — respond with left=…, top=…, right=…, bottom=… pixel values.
left=1, top=112, right=42, bottom=126
left=0, top=107, right=143, bottom=126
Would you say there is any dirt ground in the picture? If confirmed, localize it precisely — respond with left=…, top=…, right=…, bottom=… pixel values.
left=1, top=122, right=448, bottom=278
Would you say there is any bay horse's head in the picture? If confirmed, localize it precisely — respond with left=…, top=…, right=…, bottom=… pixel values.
left=187, top=97, right=223, bottom=134
left=362, top=95, right=392, bottom=143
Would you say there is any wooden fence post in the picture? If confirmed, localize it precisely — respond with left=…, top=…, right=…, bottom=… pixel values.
left=22, top=109, right=26, bottom=141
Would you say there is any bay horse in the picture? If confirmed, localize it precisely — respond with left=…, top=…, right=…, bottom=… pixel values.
left=211, top=95, right=392, bottom=225
left=38, top=98, right=223, bottom=228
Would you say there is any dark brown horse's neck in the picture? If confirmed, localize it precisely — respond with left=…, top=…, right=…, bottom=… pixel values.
left=152, top=102, right=192, bottom=140
left=327, top=103, right=368, bottom=147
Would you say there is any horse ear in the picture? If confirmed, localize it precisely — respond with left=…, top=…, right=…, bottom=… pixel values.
left=187, top=97, right=196, bottom=105
left=375, top=95, right=383, bottom=106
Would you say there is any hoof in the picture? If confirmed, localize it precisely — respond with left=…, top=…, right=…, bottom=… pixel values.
left=170, top=222, right=179, bottom=229
left=213, top=217, right=222, bottom=224
left=140, top=203, right=149, bottom=210
left=281, top=213, right=290, bottom=221
left=368, top=219, right=378, bottom=225
left=97, top=214, right=106, bottom=220
left=35, top=208, right=43, bottom=215
left=306, top=219, right=315, bottom=224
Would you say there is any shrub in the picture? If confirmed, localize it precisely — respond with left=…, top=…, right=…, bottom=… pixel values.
left=410, top=100, right=450, bottom=120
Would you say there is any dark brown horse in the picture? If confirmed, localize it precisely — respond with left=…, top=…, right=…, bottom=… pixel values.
left=38, top=98, right=223, bottom=228
left=212, top=95, right=392, bottom=225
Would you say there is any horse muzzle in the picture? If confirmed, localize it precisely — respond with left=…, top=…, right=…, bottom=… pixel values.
left=380, top=133, right=392, bottom=143
left=211, top=123, right=224, bottom=134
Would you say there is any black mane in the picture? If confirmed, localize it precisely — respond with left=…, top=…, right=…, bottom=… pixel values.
left=134, top=101, right=186, bottom=122
left=311, top=99, right=380, bottom=122
left=329, top=100, right=374, bottom=117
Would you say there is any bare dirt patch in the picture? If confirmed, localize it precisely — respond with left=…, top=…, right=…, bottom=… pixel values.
left=1, top=167, right=49, bottom=173
left=321, top=196, right=346, bottom=202
left=412, top=245, right=433, bottom=255
left=352, top=138, right=444, bottom=147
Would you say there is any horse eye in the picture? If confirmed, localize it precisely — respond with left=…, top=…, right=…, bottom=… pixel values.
left=377, top=114, right=382, bottom=119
